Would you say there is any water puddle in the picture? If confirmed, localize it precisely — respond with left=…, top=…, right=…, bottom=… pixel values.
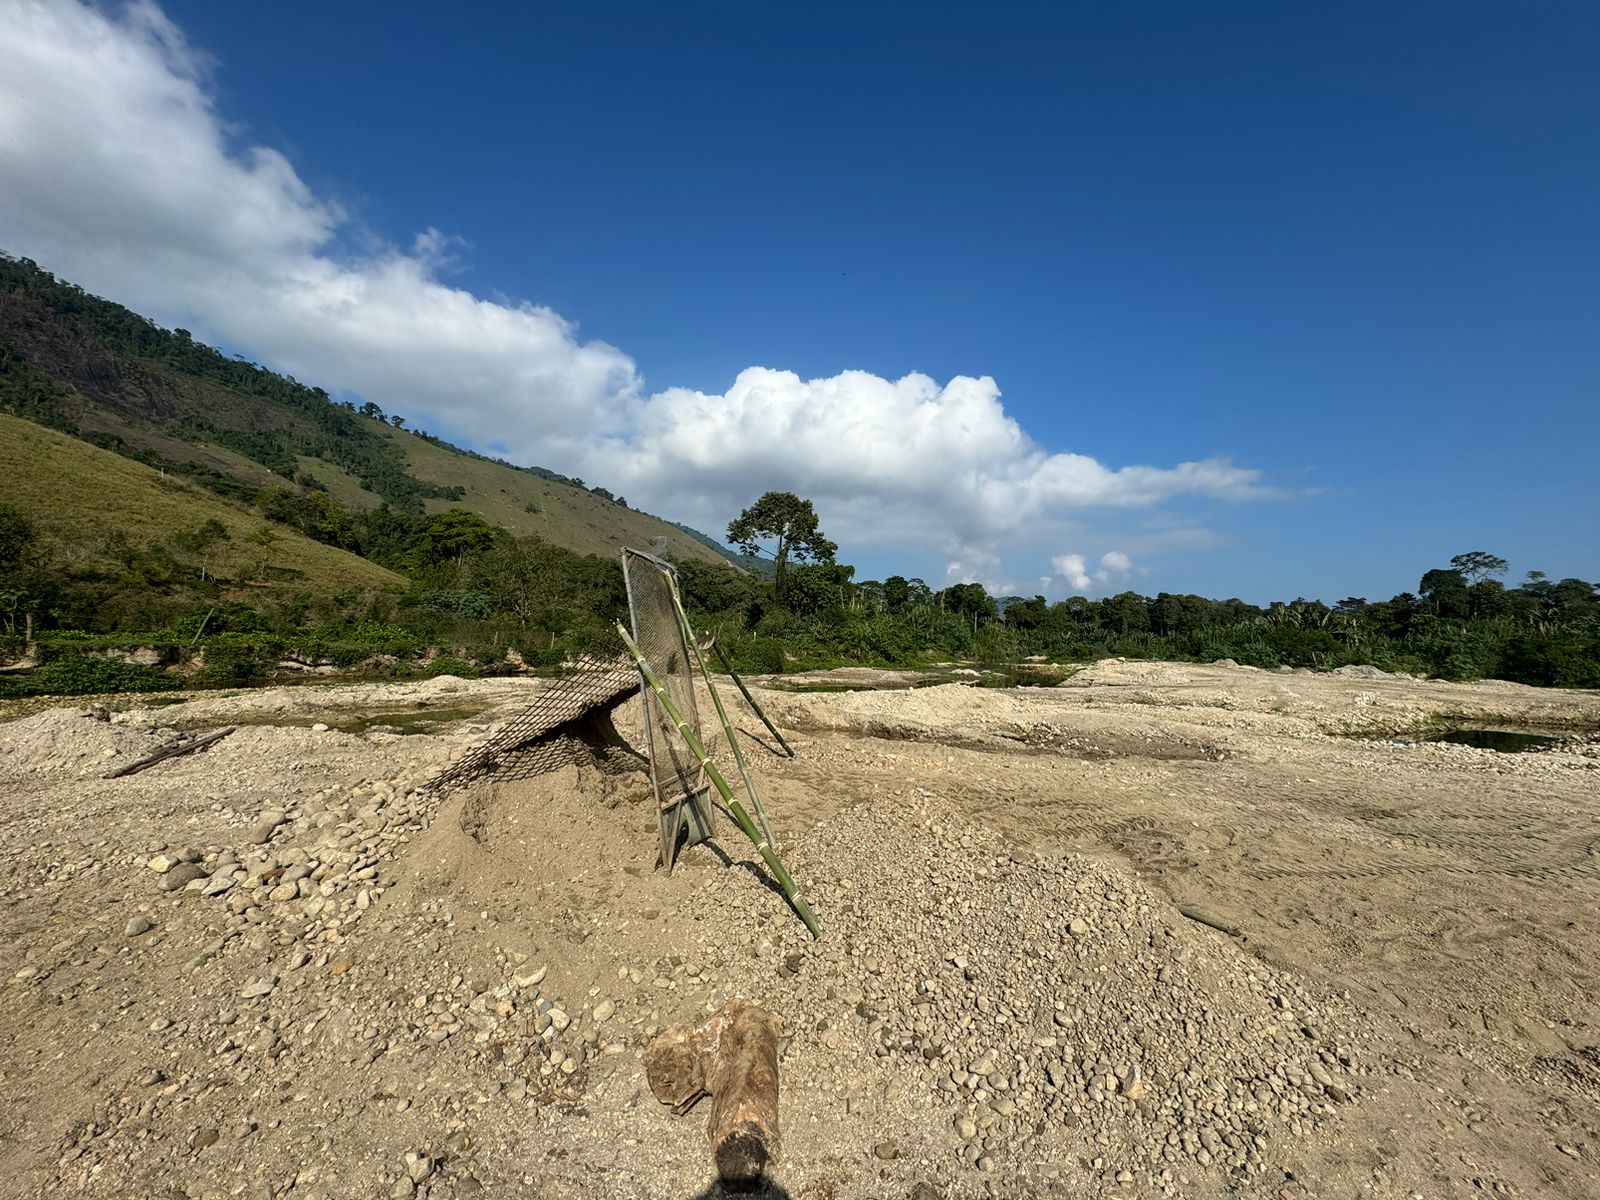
left=1420, top=727, right=1565, bottom=753
left=336, top=706, right=487, bottom=735
left=768, top=664, right=1072, bottom=693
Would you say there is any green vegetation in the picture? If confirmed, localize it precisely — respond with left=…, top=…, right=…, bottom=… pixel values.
left=726, top=491, right=837, bottom=582
left=4, top=452, right=1597, bottom=696
left=676, top=552, right=1599, bottom=688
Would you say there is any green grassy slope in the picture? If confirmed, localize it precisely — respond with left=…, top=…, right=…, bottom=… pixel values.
left=366, top=421, right=728, bottom=562
left=0, top=414, right=405, bottom=594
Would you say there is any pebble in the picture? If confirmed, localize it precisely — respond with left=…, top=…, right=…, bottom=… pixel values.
left=513, top=964, right=547, bottom=988
left=403, top=1151, right=434, bottom=1183
left=161, top=863, right=208, bottom=892
left=124, top=915, right=154, bottom=937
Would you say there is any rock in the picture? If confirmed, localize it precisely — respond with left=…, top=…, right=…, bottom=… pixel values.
left=124, top=915, right=155, bottom=937
left=146, top=854, right=176, bottom=874
left=593, top=998, right=616, bottom=1022
left=312, top=722, right=331, bottom=733
left=240, top=978, right=275, bottom=999
left=250, top=811, right=286, bottom=845
left=873, top=1140, right=900, bottom=1161
left=161, top=863, right=208, bottom=892
left=908, top=1184, right=943, bottom=1200
left=403, top=1151, right=434, bottom=1184
left=201, top=872, right=236, bottom=897
left=512, top=964, right=547, bottom=988
left=1068, top=918, right=1089, bottom=937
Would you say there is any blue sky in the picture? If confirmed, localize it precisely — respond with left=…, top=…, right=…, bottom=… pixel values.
left=2, top=1, right=1596, bottom=603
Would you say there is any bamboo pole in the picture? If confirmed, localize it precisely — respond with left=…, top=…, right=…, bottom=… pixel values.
left=668, top=588, right=776, bottom=849
left=617, top=623, right=820, bottom=939
left=712, top=643, right=794, bottom=758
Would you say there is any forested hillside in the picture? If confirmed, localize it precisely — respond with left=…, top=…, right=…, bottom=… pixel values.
left=0, top=252, right=733, bottom=563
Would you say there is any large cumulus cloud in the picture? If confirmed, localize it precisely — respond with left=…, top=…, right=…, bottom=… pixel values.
left=0, top=1, right=1277, bottom=593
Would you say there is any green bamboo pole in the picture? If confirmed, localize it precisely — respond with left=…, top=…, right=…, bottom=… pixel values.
left=617, top=622, right=821, bottom=939
left=712, top=642, right=795, bottom=758
left=667, top=587, right=776, bottom=849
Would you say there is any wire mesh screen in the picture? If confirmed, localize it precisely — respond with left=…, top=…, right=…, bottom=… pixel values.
left=425, top=653, right=637, bottom=795
left=622, top=548, right=711, bottom=867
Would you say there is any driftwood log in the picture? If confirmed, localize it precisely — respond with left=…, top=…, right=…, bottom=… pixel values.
left=105, top=727, right=236, bottom=778
left=644, top=1001, right=783, bottom=1186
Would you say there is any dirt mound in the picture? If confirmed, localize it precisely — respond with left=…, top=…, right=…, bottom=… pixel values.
left=690, top=798, right=1371, bottom=1192
left=0, top=706, right=163, bottom=777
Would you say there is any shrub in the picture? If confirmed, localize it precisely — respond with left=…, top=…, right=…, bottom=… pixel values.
left=423, top=656, right=480, bottom=679
left=0, top=653, right=170, bottom=697
left=192, top=635, right=282, bottom=686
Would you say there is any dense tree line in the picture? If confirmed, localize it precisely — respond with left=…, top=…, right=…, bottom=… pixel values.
left=672, top=558, right=1600, bottom=686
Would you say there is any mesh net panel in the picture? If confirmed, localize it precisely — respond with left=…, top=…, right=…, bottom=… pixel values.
left=425, top=653, right=637, bottom=795
left=622, top=549, right=704, bottom=820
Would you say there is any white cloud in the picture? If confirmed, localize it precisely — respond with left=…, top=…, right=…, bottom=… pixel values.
left=0, top=0, right=639, bottom=451
left=0, top=2, right=1279, bottom=589
left=602, top=369, right=1272, bottom=549
left=1047, top=549, right=1136, bottom=595
left=1052, top=554, right=1094, bottom=592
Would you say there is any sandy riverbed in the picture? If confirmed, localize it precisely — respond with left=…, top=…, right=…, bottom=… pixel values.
left=1, top=660, right=1596, bottom=1199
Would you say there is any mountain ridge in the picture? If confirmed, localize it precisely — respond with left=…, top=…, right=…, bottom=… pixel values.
left=0, top=250, right=740, bottom=567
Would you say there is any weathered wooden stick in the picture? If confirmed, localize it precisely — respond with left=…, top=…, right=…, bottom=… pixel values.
left=713, top=642, right=794, bottom=758
left=669, top=586, right=776, bottom=849
left=1176, top=903, right=1243, bottom=939
left=644, top=1001, right=783, bottom=1186
left=617, top=623, right=821, bottom=938
left=106, top=726, right=236, bottom=778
